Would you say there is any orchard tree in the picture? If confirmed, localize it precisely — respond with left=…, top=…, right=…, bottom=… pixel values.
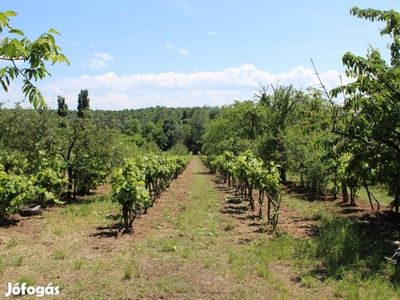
left=255, top=84, right=303, bottom=181
left=329, top=7, right=400, bottom=211
left=0, top=11, right=69, bottom=108
left=201, top=101, right=257, bottom=156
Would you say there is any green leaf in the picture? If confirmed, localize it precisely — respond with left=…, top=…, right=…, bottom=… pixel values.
left=4, top=11, right=17, bottom=17
left=0, top=79, right=8, bottom=91
left=48, top=28, right=60, bottom=35
left=11, top=39, right=27, bottom=56
left=9, top=28, right=24, bottom=36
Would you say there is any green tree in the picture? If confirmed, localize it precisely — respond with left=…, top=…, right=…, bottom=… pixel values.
left=163, top=118, right=180, bottom=149
left=122, top=116, right=142, bottom=136
left=0, top=109, right=60, bottom=168
left=188, top=108, right=209, bottom=153
left=57, top=95, right=68, bottom=117
left=77, top=89, right=90, bottom=118
left=255, top=84, right=302, bottom=181
left=329, top=7, right=400, bottom=211
left=0, top=11, right=69, bottom=108
left=201, top=101, right=257, bottom=156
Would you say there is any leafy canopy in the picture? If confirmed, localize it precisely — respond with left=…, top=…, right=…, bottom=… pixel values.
left=329, top=7, right=400, bottom=211
left=0, top=11, right=69, bottom=108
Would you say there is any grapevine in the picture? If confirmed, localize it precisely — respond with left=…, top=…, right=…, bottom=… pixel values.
left=202, top=151, right=282, bottom=231
left=111, top=153, right=191, bottom=233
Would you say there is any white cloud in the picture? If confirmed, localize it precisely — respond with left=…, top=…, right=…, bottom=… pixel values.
left=93, top=52, right=114, bottom=61
left=177, top=48, right=190, bottom=57
left=207, top=31, right=215, bottom=35
left=0, top=64, right=350, bottom=110
left=165, top=44, right=174, bottom=51
left=84, top=52, right=114, bottom=70
left=86, top=59, right=109, bottom=70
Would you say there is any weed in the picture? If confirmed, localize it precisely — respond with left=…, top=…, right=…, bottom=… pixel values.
left=53, top=249, right=67, bottom=260
left=178, top=203, right=187, bottom=211
left=203, top=259, right=212, bottom=268
left=161, top=241, right=177, bottom=252
left=228, top=250, right=238, bottom=264
left=77, top=203, right=90, bottom=217
left=208, top=221, right=218, bottom=236
left=123, top=265, right=132, bottom=280
left=180, top=245, right=192, bottom=258
left=224, top=221, right=235, bottom=231
left=17, top=276, right=35, bottom=287
left=299, top=274, right=318, bottom=288
left=74, top=259, right=83, bottom=270
left=315, top=215, right=363, bottom=277
left=13, top=256, right=23, bottom=266
left=53, top=228, right=63, bottom=236
left=256, top=264, right=270, bottom=279
left=6, top=237, right=19, bottom=248
left=61, top=205, right=75, bottom=215
left=163, top=208, right=170, bottom=219
left=232, top=267, right=246, bottom=283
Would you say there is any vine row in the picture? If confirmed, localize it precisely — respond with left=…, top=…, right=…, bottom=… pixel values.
left=111, top=154, right=191, bottom=231
left=202, top=150, right=282, bottom=231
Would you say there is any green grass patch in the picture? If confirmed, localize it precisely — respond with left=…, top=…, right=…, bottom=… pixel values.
left=52, top=249, right=67, bottom=260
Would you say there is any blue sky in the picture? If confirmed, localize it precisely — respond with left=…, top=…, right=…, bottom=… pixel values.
left=1, top=0, right=399, bottom=110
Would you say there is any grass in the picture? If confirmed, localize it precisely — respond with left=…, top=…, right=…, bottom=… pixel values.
left=6, top=237, right=19, bottom=248
left=1, top=156, right=400, bottom=299
left=53, top=249, right=67, bottom=260
left=287, top=171, right=394, bottom=208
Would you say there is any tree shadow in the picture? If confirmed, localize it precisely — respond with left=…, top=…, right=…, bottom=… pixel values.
left=340, top=207, right=365, bottom=214
left=90, top=223, right=121, bottom=239
left=283, top=181, right=333, bottom=202
left=238, top=214, right=259, bottom=220
left=193, top=171, right=211, bottom=175
left=226, top=198, right=242, bottom=204
left=0, top=217, right=20, bottom=228
left=221, top=207, right=247, bottom=215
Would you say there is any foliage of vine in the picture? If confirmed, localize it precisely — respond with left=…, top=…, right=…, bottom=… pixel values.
left=111, top=153, right=191, bottom=230
left=202, top=150, right=282, bottom=231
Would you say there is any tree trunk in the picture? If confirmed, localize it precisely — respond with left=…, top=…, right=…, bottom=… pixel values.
left=122, top=203, right=129, bottom=229
left=258, top=190, right=264, bottom=217
left=362, top=177, right=374, bottom=210
left=332, top=173, right=338, bottom=199
left=341, top=182, right=349, bottom=203
left=394, top=170, right=400, bottom=213
left=280, top=166, right=287, bottom=182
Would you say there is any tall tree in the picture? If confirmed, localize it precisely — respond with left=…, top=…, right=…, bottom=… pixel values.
left=77, top=89, right=90, bottom=118
left=255, top=84, right=302, bottom=181
left=57, top=95, right=68, bottom=117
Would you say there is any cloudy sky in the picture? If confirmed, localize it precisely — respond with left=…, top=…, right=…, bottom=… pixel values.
left=1, top=0, right=399, bottom=110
